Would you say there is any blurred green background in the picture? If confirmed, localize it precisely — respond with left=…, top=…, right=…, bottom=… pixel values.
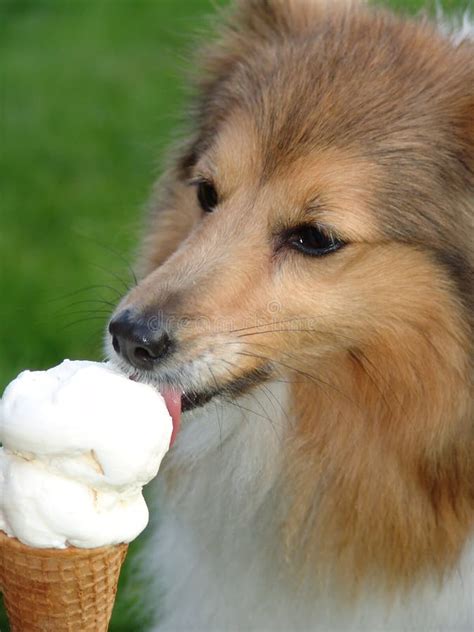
left=0, top=0, right=470, bottom=629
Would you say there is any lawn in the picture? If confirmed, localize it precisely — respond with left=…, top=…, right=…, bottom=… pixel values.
left=0, top=0, right=470, bottom=630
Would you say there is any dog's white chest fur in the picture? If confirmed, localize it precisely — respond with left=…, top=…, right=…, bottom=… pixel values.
left=145, top=382, right=474, bottom=632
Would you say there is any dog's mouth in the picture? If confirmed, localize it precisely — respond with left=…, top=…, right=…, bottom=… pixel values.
left=131, top=364, right=273, bottom=447
left=157, top=388, right=218, bottom=447
left=181, top=389, right=216, bottom=412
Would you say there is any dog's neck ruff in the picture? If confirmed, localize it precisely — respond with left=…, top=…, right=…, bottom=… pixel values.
left=144, top=380, right=474, bottom=631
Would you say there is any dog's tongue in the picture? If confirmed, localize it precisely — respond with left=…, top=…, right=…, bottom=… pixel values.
left=160, top=387, right=182, bottom=447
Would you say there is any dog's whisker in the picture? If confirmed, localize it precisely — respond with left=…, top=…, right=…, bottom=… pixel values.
left=260, top=382, right=294, bottom=432
left=88, top=262, right=132, bottom=294
left=225, top=327, right=408, bottom=418
left=234, top=349, right=359, bottom=423
left=235, top=327, right=351, bottom=340
left=56, top=298, right=117, bottom=309
left=74, top=231, right=139, bottom=287
left=222, top=317, right=315, bottom=336
left=230, top=338, right=400, bottom=418
left=222, top=393, right=280, bottom=432
left=54, top=308, right=113, bottom=318
left=59, top=316, right=109, bottom=331
left=207, top=365, right=224, bottom=449
left=44, top=284, right=123, bottom=303
left=219, top=357, right=289, bottom=436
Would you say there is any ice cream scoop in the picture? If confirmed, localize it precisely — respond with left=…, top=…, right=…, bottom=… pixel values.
left=0, top=359, right=173, bottom=549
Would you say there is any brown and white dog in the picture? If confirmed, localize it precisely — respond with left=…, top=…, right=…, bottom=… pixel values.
left=107, top=1, right=474, bottom=629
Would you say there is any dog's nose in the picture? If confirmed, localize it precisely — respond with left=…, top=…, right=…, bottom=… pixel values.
left=108, top=309, right=173, bottom=370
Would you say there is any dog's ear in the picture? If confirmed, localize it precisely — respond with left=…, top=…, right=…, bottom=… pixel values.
left=227, top=0, right=335, bottom=40
left=177, top=0, right=364, bottom=177
left=231, top=0, right=363, bottom=32
left=458, top=96, right=474, bottom=173
left=200, top=0, right=363, bottom=77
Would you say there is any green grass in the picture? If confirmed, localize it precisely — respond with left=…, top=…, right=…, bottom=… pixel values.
left=0, top=0, right=470, bottom=630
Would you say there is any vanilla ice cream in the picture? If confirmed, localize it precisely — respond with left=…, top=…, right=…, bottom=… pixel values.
left=0, top=360, right=173, bottom=549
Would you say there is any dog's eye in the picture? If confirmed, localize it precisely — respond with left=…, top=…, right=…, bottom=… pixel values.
left=284, top=224, right=345, bottom=257
left=197, top=181, right=218, bottom=213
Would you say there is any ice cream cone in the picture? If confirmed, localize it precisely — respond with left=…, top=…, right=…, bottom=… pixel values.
left=0, top=531, right=128, bottom=632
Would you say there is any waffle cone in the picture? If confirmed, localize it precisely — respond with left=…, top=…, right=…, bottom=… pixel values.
left=0, top=531, right=128, bottom=632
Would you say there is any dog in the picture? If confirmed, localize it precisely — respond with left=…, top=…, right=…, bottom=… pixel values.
left=107, top=1, right=474, bottom=629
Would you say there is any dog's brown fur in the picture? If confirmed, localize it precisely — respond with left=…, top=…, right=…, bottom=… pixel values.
left=121, top=0, right=474, bottom=599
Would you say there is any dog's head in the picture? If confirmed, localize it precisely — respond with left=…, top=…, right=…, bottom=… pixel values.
left=109, top=0, right=472, bottom=412
left=108, top=0, right=473, bottom=587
